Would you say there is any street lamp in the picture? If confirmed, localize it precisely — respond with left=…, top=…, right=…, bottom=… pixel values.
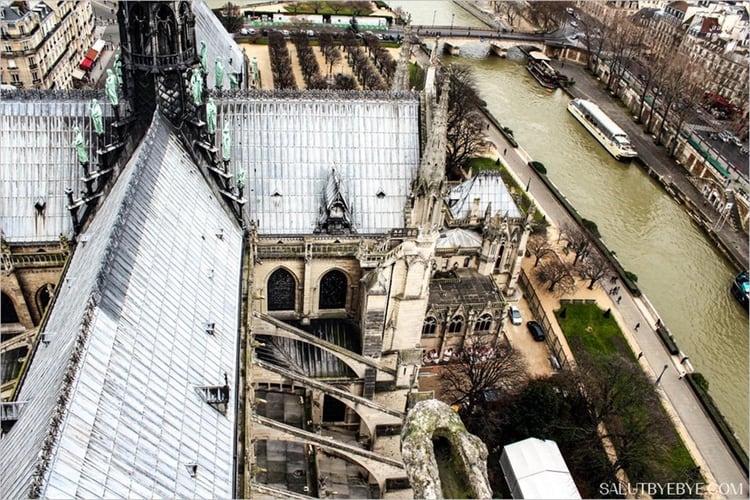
left=450, top=13, right=455, bottom=36
left=655, top=364, right=669, bottom=385
left=432, top=10, right=436, bottom=27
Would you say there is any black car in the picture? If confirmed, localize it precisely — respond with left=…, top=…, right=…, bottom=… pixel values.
left=526, top=321, right=546, bottom=342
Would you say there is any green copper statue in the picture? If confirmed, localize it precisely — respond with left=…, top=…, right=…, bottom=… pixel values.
left=199, top=40, right=208, bottom=73
left=105, top=69, right=118, bottom=107
left=90, top=99, right=104, bottom=136
left=229, top=72, right=238, bottom=91
left=236, top=168, right=245, bottom=189
left=221, top=122, right=231, bottom=162
left=114, top=53, right=123, bottom=86
left=206, top=97, right=217, bottom=134
left=190, top=67, right=203, bottom=106
left=73, top=126, right=88, bottom=165
left=215, top=56, right=224, bottom=90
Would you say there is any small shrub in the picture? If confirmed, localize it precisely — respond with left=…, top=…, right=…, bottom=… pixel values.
left=529, top=161, right=547, bottom=175
left=625, top=271, right=639, bottom=283
left=581, top=218, right=600, bottom=238
left=692, top=372, right=710, bottom=392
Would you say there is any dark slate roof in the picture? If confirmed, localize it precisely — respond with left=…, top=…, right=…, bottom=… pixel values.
left=428, top=269, right=503, bottom=306
left=1, top=112, right=243, bottom=499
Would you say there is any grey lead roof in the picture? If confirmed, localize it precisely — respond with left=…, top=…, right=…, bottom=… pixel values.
left=193, top=0, right=246, bottom=89
left=1, top=113, right=243, bottom=499
left=217, top=93, right=421, bottom=235
left=447, top=171, right=522, bottom=220
left=0, top=96, right=113, bottom=243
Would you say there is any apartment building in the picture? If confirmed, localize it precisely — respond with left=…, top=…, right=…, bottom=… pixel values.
left=0, top=0, right=94, bottom=89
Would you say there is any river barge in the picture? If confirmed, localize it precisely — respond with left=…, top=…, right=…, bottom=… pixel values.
left=731, top=271, right=749, bottom=309
left=526, top=51, right=571, bottom=89
left=567, top=98, right=638, bottom=160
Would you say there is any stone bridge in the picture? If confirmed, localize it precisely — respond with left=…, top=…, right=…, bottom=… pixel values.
left=253, top=312, right=396, bottom=380
left=251, top=414, right=407, bottom=492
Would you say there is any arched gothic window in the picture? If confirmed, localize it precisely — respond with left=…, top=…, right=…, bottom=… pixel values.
left=447, top=315, right=463, bottom=334
left=319, top=270, right=347, bottom=309
left=128, top=4, right=150, bottom=55
left=155, top=5, right=177, bottom=54
left=267, top=269, right=295, bottom=311
left=1, top=293, right=19, bottom=323
left=421, top=316, right=437, bottom=335
left=474, top=314, right=493, bottom=332
left=36, top=284, right=54, bottom=317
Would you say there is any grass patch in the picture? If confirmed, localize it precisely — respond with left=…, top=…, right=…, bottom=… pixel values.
left=556, top=302, right=633, bottom=360
left=556, top=303, right=700, bottom=493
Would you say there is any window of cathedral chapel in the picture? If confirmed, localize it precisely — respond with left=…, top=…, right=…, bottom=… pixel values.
left=474, top=314, right=493, bottom=332
left=421, top=316, right=437, bottom=335
left=319, top=270, right=347, bottom=309
left=447, top=316, right=464, bottom=334
left=267, top=269, right=296, bottom=311
left=1, top=293, right=19, bottom=323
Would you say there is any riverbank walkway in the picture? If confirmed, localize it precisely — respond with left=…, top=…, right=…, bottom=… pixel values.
left=485, top=101, right=749, bottom=499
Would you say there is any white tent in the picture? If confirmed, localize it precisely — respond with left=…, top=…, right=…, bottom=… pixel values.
left=500, top=437, right=582, bottom=499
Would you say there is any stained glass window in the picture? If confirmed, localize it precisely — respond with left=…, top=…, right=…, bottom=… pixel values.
left=267, top=268, right=295, bottom=311
left=319, top=270, right=347, bottom=309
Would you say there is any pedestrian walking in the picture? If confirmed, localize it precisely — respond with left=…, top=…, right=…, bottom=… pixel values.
left=635, top=322, right=640, bottom=331
left=503, top=148, right=507, bottom=156
left=617, top=296, right=622, bottom=304
left=637, top=352, right=643, bottom=360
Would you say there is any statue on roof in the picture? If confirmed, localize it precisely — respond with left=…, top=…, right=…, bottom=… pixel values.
left=199, top=40, right=208, bottom=73
left=206, top=97, right=217, bottom=134
left=114, top=53, right=123, bottom=87
left=236, top=168, right=245, bottom=198
left=190, top=67, right=203, bottom=106
left=105, top=69, right=118, bottom=107
left=222, top=122, right=231, bottom=162
left=215, top=56, right=224, bottom=90
left=90, top=99, right=104, bottom=136
left=229, top=72, right=239, bottom=91
left=73, top=126, right=88, bottom=165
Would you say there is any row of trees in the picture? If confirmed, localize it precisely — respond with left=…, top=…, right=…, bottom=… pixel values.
left=268, top=31, right=297, bottom=89
left=341, top=32, right=387, bottom=90
left=363, top=34, right=397, bottom=85
left=290, top=32, right=327, bottom=89
left=574, top=9, right=713, bottom=153
left=528, top=224, right=609, bottom=295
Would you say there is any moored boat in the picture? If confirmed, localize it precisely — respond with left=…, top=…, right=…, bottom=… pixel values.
left=526, top=51, right=572, bottom=89
left=567, top=98, right=638, bottom=160
left=731, top=271, right=749, bottom=309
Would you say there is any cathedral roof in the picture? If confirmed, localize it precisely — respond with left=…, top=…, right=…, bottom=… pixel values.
left=446, top=171, right=522, bottom=221
left=193, top=0, right=246, bottom=89
left=1, top=113, right=243, bottom=499
left=216, top=91, right=421, bottom=234
left=436, top=228, right=482, bottom=249
left=0, top=92, right=113, bottom=243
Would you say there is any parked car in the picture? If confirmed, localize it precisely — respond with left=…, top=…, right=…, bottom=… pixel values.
left=526, top=321, right=546, bottom=342
left=508, top=305, right=522, bottom=325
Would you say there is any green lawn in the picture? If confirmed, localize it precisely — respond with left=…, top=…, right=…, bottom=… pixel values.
left=556, top=303, right=699, bottom=494
left=556, top=302, right=634, bottom=361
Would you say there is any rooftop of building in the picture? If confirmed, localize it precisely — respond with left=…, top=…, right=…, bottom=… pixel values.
left=428, top=269, right=503, bottom=307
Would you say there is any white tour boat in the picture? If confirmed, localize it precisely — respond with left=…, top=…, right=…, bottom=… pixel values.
left=567, top=98, right=638, bottom=160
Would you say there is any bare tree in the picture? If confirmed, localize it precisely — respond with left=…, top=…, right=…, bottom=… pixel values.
left=442, top=64, right=488, bottom=179
left=561, top=223, right=590, bottom=265
left=525, top=1, right=565, bottom=33
left=606, top=20, right=646, bottom=95
left=495, top=1, right=521, bottom=27
left=441, top=339, right=527, bottom=416
left=666, top=59, right=709, bottom=156
left=577, top=251, right=609, bottom=290
left=527, top=233, right=556, bottom=267
left=535, top=258, right=575, bottom=293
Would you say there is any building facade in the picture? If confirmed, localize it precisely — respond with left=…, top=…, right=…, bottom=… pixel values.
left=0, top=0, right=94, bottom=89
